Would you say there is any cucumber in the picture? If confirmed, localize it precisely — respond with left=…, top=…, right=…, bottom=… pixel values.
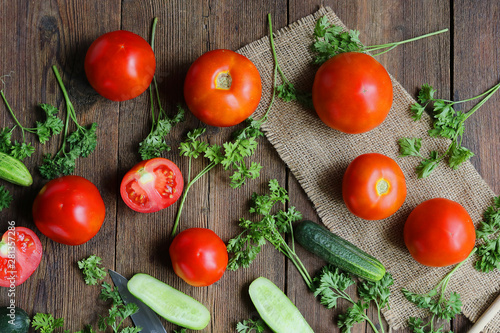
left=295, top=220, right=385, bottom=281
left=0, top=306, right=30, bottom=333
left=127, top=273, right=210, bottom=330
left=0, top=152, right=32, bottom=186
left=248, top=277, right=314, bottom=333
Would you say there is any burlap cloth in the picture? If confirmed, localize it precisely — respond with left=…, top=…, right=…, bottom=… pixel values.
left=237, top=6, right=500, bottom=332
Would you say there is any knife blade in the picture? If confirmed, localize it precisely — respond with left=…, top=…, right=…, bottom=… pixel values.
left=108, top=269, right=168, bottom=333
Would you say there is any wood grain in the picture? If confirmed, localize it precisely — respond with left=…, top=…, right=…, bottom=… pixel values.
left=0, top=1, right=498, bottom=332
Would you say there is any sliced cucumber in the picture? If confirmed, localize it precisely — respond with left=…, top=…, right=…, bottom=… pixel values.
left=127, top=273, right=210, bottom=330
left=249, top=277, right=314, bottom=333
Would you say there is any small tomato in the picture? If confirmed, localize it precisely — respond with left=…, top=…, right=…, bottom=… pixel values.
left=184, top=49, right=262, bottom=127
left=33, top=176, right=106, bottom=246
left=312, top=52, right=393, bottom=134
left=169, top=228, right=228, bottom=287
left=342, top=153, right=407, bottom=220
left=404, top=198, right=476, bottom=267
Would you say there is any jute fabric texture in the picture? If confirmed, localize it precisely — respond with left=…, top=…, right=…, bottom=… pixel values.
left=238, top=6, right=500, bottom=331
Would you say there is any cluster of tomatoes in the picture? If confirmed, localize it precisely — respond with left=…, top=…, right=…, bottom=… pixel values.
left=1, top=28, right=475, bottom=291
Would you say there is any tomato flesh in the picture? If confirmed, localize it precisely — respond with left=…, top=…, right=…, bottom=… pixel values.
left=120, top=158, right=183, bottom=213
left=0, top=227, right=42, bottom=287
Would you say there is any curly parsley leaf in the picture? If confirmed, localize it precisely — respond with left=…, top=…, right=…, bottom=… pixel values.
left=475, top=196, right=500, bottom=272
left=139, top=104, right=185, bottom=160
left=236, top=318, right=266, bottom=333
left=32, top=313, right=65, bottom=333
left=0, top=185, right=12, bottom=211
left=10, top=140, right=35, bottom=160
left=98, top=282, right=142, bottom=333
left=400, top=82, right=500, bottom=177
left=36, top=103, right=64, bottom=144
left=77, top=255, right=107, bottom=285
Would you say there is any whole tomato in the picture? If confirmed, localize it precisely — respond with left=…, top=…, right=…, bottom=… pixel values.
left=169, top=228, right=228, bottom=287
left=120, top=158, right=183, bottom=213
left=0, top=227, right=42, bottom=286
left=184, top=49, right=262, bottom=127
left=312, top=52, right=393, bottom=134
left=33, top=176, right=106, bottom=246
left=85, top=30, right=155, bottom=101
left=404, top=198, right=476, bottom=267
left=343, top=153, right=406, bottom=220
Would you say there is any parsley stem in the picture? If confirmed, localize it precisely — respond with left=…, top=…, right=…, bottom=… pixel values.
left=171, top=161, right=217, bottom=236
left=461, top=82, right=500, bottom=123
left=367, top=28, right=449, bottom=57
left=0, top=90, right=27, bottom=141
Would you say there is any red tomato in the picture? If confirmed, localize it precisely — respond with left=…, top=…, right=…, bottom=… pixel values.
left=85, top=30, right=156, bottom=101
left=342, top=153, right=407, bottom=220
left=184, top=49, right=262, bottom=127
left=33, top=176, right=106, bottom=246
left=0, top=227, right=42, bottom=287
left=120, top=158, right=183, bottom=213
left=312, top=52, right=393, bottom=134
left=169, top=228, right=228, bottom=287
left=404, top=198, right=476, bottom=267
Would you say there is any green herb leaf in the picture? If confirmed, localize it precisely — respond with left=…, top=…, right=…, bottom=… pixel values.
left=410, top=102, right=426, bottom=121
left=36, top=104, right=64, bottom=144
left=77, top=255, right=107, bottom=285
left=416, top=151, right=440, bottom=178
left=358, top=273, right=394, bottom=309
left=236, top=318, right=266, bottom=333
left=10, top=141, right=35, bottom=160
left=0, top=127, right=13, bottom=153
left=418, top=84, right=436, bottom=104
left=313, top=265, right=354, bottom=309
left=0, top=185, right=13, bottom=211
left=475, top=196, right=500, bottom=272
left=32, top=313, right=65, bottom=333
left=398, top=137, right=423, bottom=157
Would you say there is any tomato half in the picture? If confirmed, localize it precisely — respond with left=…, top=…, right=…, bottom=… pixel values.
left=404, top=198, right=476, bottom=267
left=169, top=228, right=228, bottom=287
left=33, top=176, right=106, bottom=246
left=120, top=158, right=183, bottom=213
left=342, top=153, right=406, bottom=220
left=0, top=227, right=42, bottom=287
left=312, top=52, right=393, bottom=134
left=85, top=30, right=156, bottom=101
left=184, top=49, right=262, bottom=127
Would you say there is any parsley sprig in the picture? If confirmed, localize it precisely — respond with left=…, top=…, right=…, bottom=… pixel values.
left=0, top=185, right=12, bottom=211
left=311, top=16, right=448, bottom=64
left=399, top=82, right=500, bottom=178
left=226, top=179, right=312, bottom=289
left=32, top=313, right=66, bottom=333
left=77, top=254, right=107, bottom=285
left=403, top=249, right=476, bottom=333
left=267, top=14, right=313, bottom=109
left=171, top=126, right=264, bottom=235
left=475, top=196, right=500, bottom=272
left=75, top=255, right=141, bottom=333
left=236, top=318, right=266, bottom=333
left=38, top=66, right=98, bottom=179
left=314, top=266, right=393, bottom=333
left=138, top=18, right=184, bottom=160
left=1, top=87, right=63, bottom=160
left=98, top=282, right=142, bottom=333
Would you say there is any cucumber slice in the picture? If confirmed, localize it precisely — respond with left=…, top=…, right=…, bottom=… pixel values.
left=249, top=277, right=314, bottom=333
left=127, top=273, right=210, bottom=330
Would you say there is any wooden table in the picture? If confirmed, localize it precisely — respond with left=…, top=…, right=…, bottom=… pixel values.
left=1, top=1, right=499, bottom=332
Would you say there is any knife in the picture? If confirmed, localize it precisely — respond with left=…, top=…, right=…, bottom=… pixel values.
left=108, top=269, right=168, bottom=333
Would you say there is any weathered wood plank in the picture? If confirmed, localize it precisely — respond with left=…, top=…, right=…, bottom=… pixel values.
left=0, top=0, right=121, bottom=331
